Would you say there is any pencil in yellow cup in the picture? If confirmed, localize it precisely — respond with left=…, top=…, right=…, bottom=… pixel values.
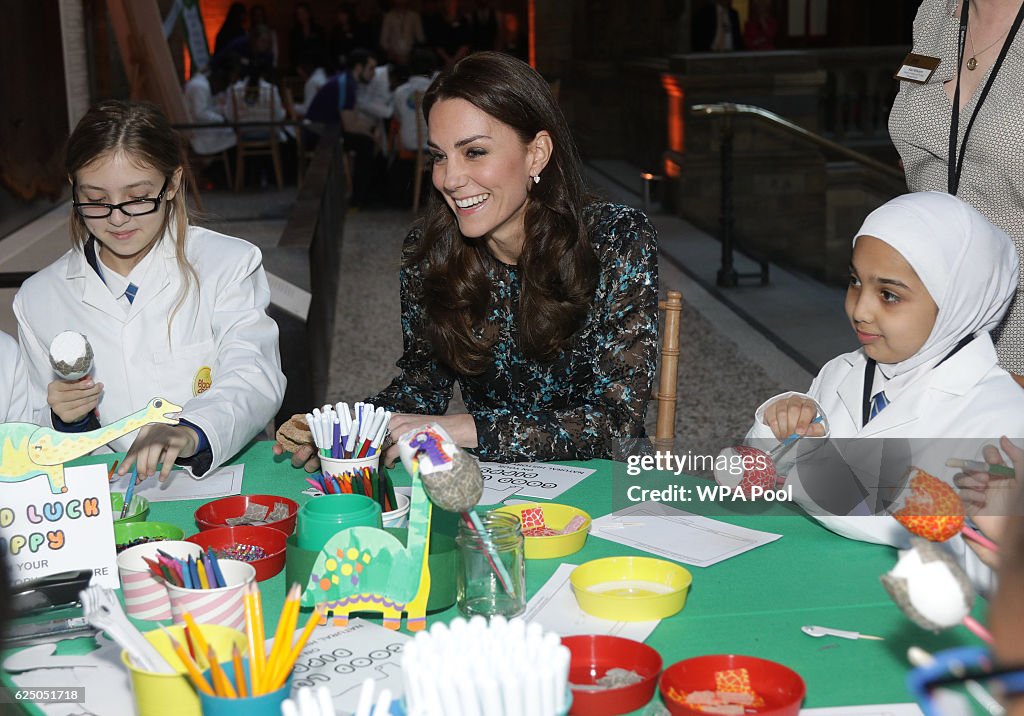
left=265, top=584, right=301, bottom=691
left=159, top=626, right=214, bottom=696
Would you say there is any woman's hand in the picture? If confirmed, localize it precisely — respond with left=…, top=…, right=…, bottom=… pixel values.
left=954, top=435, right=1022, bottom=567
left=47, top=377, right=103, bottom=424
left=383, top=413, right=478, bottom=467
left=271, top=442, right=321, bottom=473
left=119, top=424, right=199, bottom=481
left=761, top=396, right=824, bottom=441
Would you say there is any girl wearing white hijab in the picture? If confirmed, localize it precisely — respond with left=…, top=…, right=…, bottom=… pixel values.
left=745, top=191, right=1024, bottom=592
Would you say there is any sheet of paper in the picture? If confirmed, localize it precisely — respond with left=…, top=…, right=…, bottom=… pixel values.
left=273, top=618, right=411, bottom=713
left=0, top=463, right=119, bottom=589
left=801, top=705, right=924, bottom=716
left=5, top=635, right=135, bottom=716
left=477, top=462, right=596, bottom=504
left=523, top=563, right=659, bottom=642
left=590, top=501, right=781, bottom=567
left=111, top=463, right=244, bottom=502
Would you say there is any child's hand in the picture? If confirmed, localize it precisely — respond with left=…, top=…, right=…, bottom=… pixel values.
left=954, top=436, right=1022, bottom=556
left=761, top=396, right=825, bottom=442
left=120, top=424, right=200, bottom=481
left=47, top=377, right=103, bottom=424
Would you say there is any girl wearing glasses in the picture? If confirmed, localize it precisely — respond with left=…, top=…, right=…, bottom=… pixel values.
left=12, top=100, right=286, bottom=481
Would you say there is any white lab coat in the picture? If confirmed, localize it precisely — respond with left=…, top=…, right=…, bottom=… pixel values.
left=0, top=331, right=31, bottom=423
left=183, top=73, right=237, bottom=155
left=746, top=335, right=1024, bottom=594
left=13, top=225, right=286, bottom=475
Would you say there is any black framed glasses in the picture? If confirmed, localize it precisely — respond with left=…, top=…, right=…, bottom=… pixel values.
left=72, top=177, right=170, bottom=219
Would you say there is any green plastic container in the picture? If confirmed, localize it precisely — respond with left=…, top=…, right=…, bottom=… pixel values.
left=110, top=492, right=150, bottom=524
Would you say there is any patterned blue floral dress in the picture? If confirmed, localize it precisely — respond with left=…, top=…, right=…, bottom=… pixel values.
left=369, top=202, right=659, bottom=462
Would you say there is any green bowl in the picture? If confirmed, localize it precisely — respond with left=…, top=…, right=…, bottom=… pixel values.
left=110, top=492, right=150, bottom=524
left=114, top=521, right=183, bottom=551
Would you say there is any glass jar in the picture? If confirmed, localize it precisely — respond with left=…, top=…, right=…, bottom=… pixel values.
left=456, top=511, right=526, bottom=618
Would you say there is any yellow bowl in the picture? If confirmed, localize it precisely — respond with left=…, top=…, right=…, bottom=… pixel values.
left=495, top=502, right=591, bottom=559
left=570, top=556, right=692, bottom=621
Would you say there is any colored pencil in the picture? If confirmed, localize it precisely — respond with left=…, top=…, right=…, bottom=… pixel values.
left=251, top=583, right=267, bottom=692
left=183, top=615, right=210, bottom=669
left=207, top=549, right=226, bottom=588
left=119, top=466, right=138, bottom=519
left=232, top=644, right=248, bottom=697
left=265, top=584, right=301, bottom=694
left=268, top=606, right=323, bottom=692
left=160, top=626, right=214, bottom=696
left=243, top=585, right=261, bottom=693
left=208, top=645, right=237, bottom=697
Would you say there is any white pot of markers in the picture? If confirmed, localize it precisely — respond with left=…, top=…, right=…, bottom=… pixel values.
left=306, top=402, right=391, bottom=464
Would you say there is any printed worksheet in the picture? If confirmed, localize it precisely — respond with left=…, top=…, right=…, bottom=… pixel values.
left=111, top=463, right=244, bottom=502
left=590, top=501, right=781, bottom=567
left=476, top=462, right=596, bottom=504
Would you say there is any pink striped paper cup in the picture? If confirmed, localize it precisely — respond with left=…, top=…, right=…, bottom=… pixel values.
left=117, top=541, right=204, bottom=621
left=166, top=560, right=256, bottom=631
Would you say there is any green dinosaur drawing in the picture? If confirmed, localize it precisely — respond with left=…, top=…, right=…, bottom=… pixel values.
left=0, top=398, right=182, bottom=494
left=301, top=465, right=433, bottom=631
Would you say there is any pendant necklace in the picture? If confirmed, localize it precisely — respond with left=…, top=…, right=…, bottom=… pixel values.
left=967, top=5, right=1013, bottom=70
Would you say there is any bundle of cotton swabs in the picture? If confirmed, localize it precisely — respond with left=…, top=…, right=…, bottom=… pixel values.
left=306, top=402, right=392, bottom=460
left=402, top=616, right=570, bottom=716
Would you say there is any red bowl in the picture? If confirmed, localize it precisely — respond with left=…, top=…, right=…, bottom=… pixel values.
left=660, top=655, right=805, bottom=716
left=563, top=635, right=662, bottom=716
left=185, top=525, right=287, bottom=582
left=194, top=495, right=299, bottom=535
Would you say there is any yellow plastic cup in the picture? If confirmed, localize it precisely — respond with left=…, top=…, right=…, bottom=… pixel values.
left=570, top=556, right=692, bottom=621
left=121, top=623, right=246, bottom=716
left=495, top=503, right=591, bottom=559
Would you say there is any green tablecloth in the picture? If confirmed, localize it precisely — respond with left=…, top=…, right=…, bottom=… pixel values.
left=7, top=441, right=982, bottom=712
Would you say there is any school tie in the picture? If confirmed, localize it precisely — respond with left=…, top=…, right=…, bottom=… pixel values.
left=124, top=282, right=138, bottom=305
left=868, top=391, right=889, bottom=422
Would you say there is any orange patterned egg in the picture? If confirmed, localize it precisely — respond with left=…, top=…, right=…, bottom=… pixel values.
left=893, top=469, right=965, bottom=542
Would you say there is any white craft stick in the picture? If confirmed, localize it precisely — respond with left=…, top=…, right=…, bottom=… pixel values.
left=354, top=678, right=376, bottom=716
left=281, top=699, right=301, bottom=716
left=315, top=686, right=335, bottom=716
left=372, top=689, right=392, bottom=716
left=479, top=674, right=504, bottom=716
left=297, top=686, right=318, bottom=716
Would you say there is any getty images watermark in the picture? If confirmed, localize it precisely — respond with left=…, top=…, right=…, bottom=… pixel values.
left=620, top=450, right=794, bottom=504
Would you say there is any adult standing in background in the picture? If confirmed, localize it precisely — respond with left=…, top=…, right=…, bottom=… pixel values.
left=380, top=0, right=426, bottom=66
left=289, top=3, right=328, bottom=78
left=889, top=0, right=1024, bottom=380
left=692, top=0, right=745, bottom=52
left=214, top=2, right=247, bottom=59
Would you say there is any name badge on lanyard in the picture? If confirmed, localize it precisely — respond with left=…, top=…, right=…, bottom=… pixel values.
left=894, top=53, right=941, bottom=84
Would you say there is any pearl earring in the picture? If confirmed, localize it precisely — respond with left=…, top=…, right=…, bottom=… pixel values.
left=532, top=175, right=540, bottom=184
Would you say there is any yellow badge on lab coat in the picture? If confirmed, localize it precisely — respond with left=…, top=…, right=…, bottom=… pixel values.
left=193, top=366, right=212, bottom=396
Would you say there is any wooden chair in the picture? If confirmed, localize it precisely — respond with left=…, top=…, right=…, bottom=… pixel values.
left=230, top=83, right=285, bottom=191
left=653, top=290, right=683, bottom=452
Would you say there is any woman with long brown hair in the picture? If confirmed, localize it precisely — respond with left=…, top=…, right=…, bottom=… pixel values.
left=13, top=100, right=285, bottom=481
left=280, top=52, right=658, bottom=467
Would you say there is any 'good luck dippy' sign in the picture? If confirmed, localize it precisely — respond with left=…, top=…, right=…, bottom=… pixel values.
left=0, top=463, right=118, bottom=588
